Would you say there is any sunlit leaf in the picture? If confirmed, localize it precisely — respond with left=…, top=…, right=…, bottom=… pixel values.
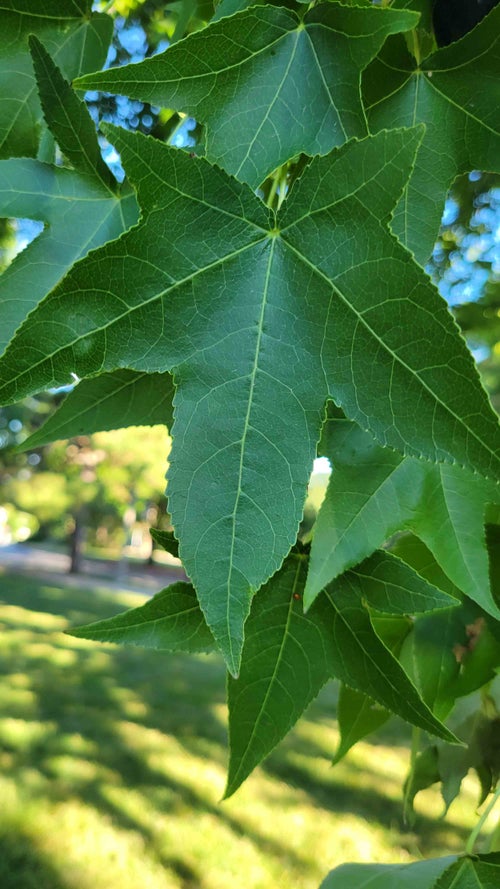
left=74, top=2, right=418, bottom=187
left=306, top=417, right=500, bottom=616
left=1, top=126, right=499, bottom=673
left=0, top=0, right=112, bottom=159
left=69, top=581, right=215, bottom=653
left=364, top=3, right=500, bottom=262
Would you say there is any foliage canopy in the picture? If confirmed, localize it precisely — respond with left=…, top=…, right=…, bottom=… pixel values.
left=1, top=0, right=500, bottom=884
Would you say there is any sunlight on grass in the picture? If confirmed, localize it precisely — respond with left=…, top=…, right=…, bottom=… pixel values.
left=0, top=571, right=478, bottom=889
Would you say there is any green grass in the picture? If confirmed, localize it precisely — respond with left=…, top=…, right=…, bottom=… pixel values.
left=0, top=568, right=478, bottom=889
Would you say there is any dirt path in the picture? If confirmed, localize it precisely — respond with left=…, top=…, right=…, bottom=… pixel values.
left=0, top=543, right=186, bottom=596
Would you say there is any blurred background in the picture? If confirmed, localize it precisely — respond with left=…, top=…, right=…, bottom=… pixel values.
left=0, top=0, right=499, bottom=887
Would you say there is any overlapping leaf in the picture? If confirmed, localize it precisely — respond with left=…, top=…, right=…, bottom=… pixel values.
left=320, top=855, right=500, bottom=889
left=306, top=417, right=500, bottom=616
left=73, top=1, right=418, bottom=187
left=227, top=550, right=456, bottom=795
left=0, top=43, right=138, bottom=353
left=22, top=371, right=175, bottom=449
left=364, top=3, right=500, bottom=262
left=1, top=126, right=500, bottom=673
left=69, top=581, right=215, bottom=653
left=332, top=684, right=391, bottom=766
left=0, top=0, right=112, bottom=159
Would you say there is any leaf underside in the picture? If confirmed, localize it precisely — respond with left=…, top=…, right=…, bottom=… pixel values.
left=1, top=125, right=499, bottom=673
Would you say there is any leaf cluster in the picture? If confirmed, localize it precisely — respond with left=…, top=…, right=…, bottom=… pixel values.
left=1, top=0, right=500, bottom=880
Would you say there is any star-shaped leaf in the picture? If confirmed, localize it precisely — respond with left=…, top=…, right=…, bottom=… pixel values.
left=364, top=3, right=500, bottom=262
left=74, top=1, right=418, bottom=187
left=320, top=856, right=500, bottom=889
left=0, top=42, right=138, bottom=353
left=22, top=370, right=175, bottom=450
left=0, top=0, right=112, bottom=159
left=69, top=581, right=215, bottom=653
left=1, top=125, right=500, bottom=673
left=306, top=416, right=500, bottom=616
left=226, top=550, right=455, bottom=796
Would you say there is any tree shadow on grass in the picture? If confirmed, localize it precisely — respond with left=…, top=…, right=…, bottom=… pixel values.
left=0, top=830, right=71, bottom=889
left=0, top=570, right=474, bottom=887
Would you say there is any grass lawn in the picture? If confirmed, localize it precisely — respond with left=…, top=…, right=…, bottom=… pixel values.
left=0, top=567, right=479, bottom=889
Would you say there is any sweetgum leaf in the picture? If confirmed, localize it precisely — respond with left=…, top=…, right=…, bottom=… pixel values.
left=225, top=554, right=332, bottom=796
left=22, top=371, right=174, bottom=450
left=345, top=550, right=455, bottom=615
left=306, top=417, right=500, bottom=616
left=320, top=856, right=457, bottom=888
left=74, top=2, right=418, bottom=187
left=364, top=3, right=500, bottom=262
left=226, top=552, right=453, bottom=795
left=434, top=855, right=500, bottom=889
left=150, top=528, right=180, bottom=559
left=29, top=35, right=114, bottom=189
left=69, top=581, right=214, bottom=653
left=332, top=684, right=391, bottom=765
left=323, top=575, right=456, bottom=743
left=0, top=41, right=138, bottom=353
left=1, top=126, right=500, bottom=673
left=0, top=159, right=138, bottom=354
left=0, top=0, right=112, bottom=159
left=399, top=597, right=500, bottom=720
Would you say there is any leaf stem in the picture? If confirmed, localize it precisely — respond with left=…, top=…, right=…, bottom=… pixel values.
left=403, top=726, right=421, bottom=820
left=266, top=175, right=280, bottom=209
left=466, top=786, right=500, bottom=855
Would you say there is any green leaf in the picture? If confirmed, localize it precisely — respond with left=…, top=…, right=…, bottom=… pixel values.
left=345, top=550, right=456, bottom=615
left=28, top=35, right=114, bottom=189
left=434, top=854, right=500, bottom=889
left=399, top=598, right=500, bottom=720
left=364, top=3, right=500, bottom=262
left=306, top=417, right=500, bottom=616
left=225, top=554, right=332, bottom=796
left=150, top=528, right=180, bottom=559
left=323, top=575, right=457, bottom=743
left=68, top=581, right=215, bottom=653
left=0, top=0, right=112, bottom=159
left=332, top=685, right=391, bottom=765
left=404, top=744, right=441, bottom=821
left=74, top=2, right=418, bottom=187
left=226, top=552, right=452, bottom=796
left=320, top=856, right=457, bottom=889
left=1, top=126, right=500, bottom=673
left=0, top=159, right=138, bottom=354
left=21, top=370, right=174, bottom=450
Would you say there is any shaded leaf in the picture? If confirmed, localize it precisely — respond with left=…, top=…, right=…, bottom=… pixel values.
left=0, top=0, right=112, bottom=159
left=323, top=575, right=456, bottom=743
left=346, top=550, right=456, bottom=616
left=399, top=596, right=500, bottom=720
left=69, top=581, right=214, bottom=653
left=332, top=685, right=391, bottom=765
left=434, top=854, right=500, bottom=889
left=226, top=552, right=453, bottom=796
left=0, top=159, right=138, bottom=355
left=364, top=3, right=500, bottom=262
left=1, top=126, right=500, bottom=673
left=404, top=745, right=441, bottom=822
left=74, top=2, right=418, bottom=187
left=150, top=528, right=180, bottom=559
left=306, top=417, right=500, bottom=616
left=225, top=554, right=332, bottom=796
left=29, top=34, right=114, bottom=188
left=320, top=856, right=457, bottom=889
left=22, top=371, right=174, bottom=449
